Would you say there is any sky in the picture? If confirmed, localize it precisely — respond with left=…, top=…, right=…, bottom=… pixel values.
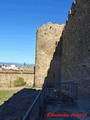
left=0, top=0, right=74, bottom=64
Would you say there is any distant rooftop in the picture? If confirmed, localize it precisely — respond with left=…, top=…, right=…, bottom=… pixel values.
left=0, top=62, right=35, bottom=67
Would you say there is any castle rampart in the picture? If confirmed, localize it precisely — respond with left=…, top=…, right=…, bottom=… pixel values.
left=61, top=0, right=90, bottom=97
left=0, top=0, right=90, bottom=99
left=0, top=67, right=34, bottom=87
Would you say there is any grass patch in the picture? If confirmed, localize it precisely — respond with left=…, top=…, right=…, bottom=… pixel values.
left=0, top=90, right=18, bottom=105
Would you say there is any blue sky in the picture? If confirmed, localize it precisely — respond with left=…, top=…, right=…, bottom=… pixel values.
left=0, top=0, right=74, bottom=64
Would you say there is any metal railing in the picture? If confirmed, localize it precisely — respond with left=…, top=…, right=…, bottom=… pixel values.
left=23, top=80, right=78, bottom=120
left=22, top=87, right=46, bottom=120
left=45, top=81, right=78, bottom=104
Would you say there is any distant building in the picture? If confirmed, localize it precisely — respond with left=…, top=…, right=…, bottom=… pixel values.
left=1, top=64, right=19, bottom=70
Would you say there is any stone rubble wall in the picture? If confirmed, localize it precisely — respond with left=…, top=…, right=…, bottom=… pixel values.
left=0, top=67, right=34, bottom=87
left=0, top=0, right=90, bottom=98
left=61, top=0, right=90, bottom=97
left=34, top=23, right=64, bottom=87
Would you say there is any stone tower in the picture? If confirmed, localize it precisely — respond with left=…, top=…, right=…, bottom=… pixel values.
left=34, top=22, right=64, bottom=87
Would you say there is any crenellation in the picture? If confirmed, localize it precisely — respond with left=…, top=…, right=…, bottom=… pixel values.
left=61, top=0, right=90, bottom=97
left=66, top=19, right=68, bottom=25
left=68, top=10, right=72, bottom=18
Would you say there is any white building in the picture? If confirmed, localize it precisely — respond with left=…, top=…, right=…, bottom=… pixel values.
left=1, top=64, right=19, bottom=70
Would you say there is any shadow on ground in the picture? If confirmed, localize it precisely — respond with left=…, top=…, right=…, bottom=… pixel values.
left=0, top=88, right=40, bottom=120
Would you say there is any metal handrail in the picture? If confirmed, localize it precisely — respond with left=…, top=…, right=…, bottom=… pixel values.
left=23, top=83, right=47, bottom=120
left=45, top=80, right=78, bottom=104
left=23, top=80, right=78, bottom=120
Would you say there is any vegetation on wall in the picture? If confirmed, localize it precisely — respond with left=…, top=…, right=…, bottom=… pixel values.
left=14, top=77, right=26, bottom=87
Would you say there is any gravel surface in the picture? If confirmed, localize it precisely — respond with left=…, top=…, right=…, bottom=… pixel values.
left=0, top=88, right=40, bottom=120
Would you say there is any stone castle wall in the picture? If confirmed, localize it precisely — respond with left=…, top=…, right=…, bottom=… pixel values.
left=34, top=23, right=64, bottom=87
left=0, top=67, right=34, bottom=87
left=1, top=0, right=90, bottom=96
left=61, top=0, right=90, bottom=97
left=34, top=0, right=90, bottom=98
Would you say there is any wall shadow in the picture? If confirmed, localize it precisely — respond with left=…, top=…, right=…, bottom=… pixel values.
left=0, top=88, right=40, bottom=120
left=43, top=35, right=63, bottom=87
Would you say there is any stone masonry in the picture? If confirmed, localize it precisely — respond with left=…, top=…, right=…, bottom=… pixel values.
left=0, top=0, right=90, bottom=98
left=34, top=0, right=90, bottom=98
left=0, top=67, right=34, bottom=87
left=61, top=0, right=90, bottom=97
left=34, top=23, right=64, bottom=87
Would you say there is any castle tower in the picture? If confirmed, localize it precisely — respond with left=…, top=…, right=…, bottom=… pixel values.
left=34, top=22, right=64, bottom=87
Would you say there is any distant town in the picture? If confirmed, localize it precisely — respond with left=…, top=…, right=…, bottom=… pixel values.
left=0, top=62, right=35, bottom=70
